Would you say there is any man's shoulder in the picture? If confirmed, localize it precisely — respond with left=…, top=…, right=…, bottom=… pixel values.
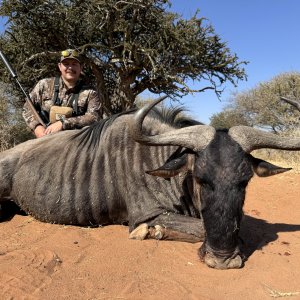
left=35, top=77, right=56, bottom=89
left=80, top=83, right=96, bottom=92
left=78, top=82, right=98, bottom=96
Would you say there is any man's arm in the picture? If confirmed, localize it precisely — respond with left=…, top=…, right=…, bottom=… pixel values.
left=22, top=80, right=47, bottom=137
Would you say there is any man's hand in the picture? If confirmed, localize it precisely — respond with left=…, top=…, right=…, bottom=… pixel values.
left=34, top=125, right=46, bottom=138
left=44, top=121, right=63, bottom=135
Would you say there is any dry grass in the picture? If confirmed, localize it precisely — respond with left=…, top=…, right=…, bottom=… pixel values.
left=263, top=285, right=300, bottom=298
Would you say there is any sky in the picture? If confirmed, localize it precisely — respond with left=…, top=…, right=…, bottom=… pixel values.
left=163, top=0, right=300, bottom=123
left=0, top=1, right=300, bottom=123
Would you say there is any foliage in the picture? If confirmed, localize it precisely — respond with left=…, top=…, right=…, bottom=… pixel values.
left=0, top=82, right=33, bottom=151
left=0, top=0, right=246, bottom=115
left=210, top=72, right=300, bottom=132
left=210, top=108, right=251, bottom=129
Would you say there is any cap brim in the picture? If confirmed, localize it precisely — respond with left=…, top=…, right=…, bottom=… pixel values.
left=60, top=57, right=81, bottom=63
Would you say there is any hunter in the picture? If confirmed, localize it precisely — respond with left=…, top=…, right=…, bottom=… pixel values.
left=22, top=49, right=102, bottom=138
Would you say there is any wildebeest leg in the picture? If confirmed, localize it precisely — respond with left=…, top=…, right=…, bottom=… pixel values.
left=129, top=213, right=205, bottom=243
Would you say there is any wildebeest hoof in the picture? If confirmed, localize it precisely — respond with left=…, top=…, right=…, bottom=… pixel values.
left=154, top=225, right=164, bottom=240
left=129, top=223, right=149, bottom=240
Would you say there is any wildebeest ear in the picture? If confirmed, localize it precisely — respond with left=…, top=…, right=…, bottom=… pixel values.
left=250, top=155, right=292, bottom=177
left=146, top=153, right=188, bottom=178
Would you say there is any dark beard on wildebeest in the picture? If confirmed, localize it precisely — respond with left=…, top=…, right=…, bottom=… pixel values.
left=0, top=97, right=298, bottom=270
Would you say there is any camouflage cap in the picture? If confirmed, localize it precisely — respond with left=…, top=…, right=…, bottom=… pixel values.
left=60, top=49, right=81, bottom=63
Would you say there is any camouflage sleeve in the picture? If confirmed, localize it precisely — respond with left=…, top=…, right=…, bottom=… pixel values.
left=22, top=80, right=43, bottom=131
left=63, top=90, right=102, bottom=130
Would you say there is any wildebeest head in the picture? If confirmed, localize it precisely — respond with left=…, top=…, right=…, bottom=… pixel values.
left=129, top=97, right=300, bottom=269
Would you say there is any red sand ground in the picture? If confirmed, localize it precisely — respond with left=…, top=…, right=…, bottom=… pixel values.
left=0, top=173, right=300, bottom=300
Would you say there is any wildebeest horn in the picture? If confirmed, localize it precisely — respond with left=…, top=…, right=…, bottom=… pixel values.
left=130, top=96, right=216, bottom=151
left=229, top=126, right=300, bottom=153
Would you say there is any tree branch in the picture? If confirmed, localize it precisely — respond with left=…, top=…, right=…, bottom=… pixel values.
left=280, top=96, right=300, bottom=112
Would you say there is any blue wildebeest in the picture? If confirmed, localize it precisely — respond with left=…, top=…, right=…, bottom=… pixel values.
left=0, top=97, right=299, bottom=269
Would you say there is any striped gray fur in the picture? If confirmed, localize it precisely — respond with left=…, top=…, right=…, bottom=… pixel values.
left=0, top=111, right=200, bottom=230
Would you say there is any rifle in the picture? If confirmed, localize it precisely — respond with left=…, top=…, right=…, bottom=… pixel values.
left=0, top=50, right=47, bottom=128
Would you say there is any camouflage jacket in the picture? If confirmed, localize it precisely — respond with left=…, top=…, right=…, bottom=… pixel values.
left=22, top=77, right=102, bottom=130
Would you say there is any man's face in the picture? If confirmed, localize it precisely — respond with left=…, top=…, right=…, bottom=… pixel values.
left=58, top=58, right=82, bottom=84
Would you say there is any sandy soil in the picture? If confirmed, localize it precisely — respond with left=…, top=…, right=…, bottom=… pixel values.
left=0, top=173, right=300, bottom=300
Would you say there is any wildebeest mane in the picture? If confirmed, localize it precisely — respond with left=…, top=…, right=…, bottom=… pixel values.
left=149, top=106, right=203, bottom=128
left=71, top=105, right=201, bottom=149
left=71, top=108, right=137, bottom=149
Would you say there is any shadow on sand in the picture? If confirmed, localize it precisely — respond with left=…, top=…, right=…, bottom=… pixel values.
left=240, top=214, right=300, bottom=259
left=0, top=201, right=26, bottom=222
